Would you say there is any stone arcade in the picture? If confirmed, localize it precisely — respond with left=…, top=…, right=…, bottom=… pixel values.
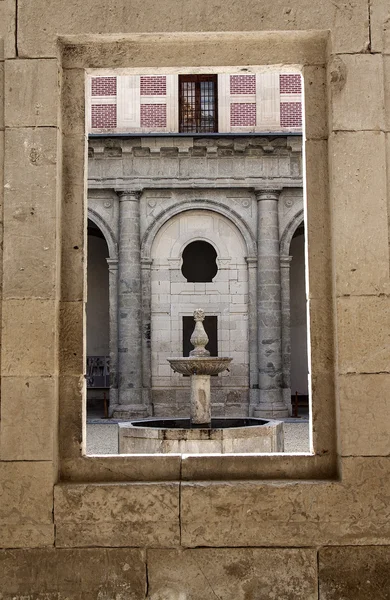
left=87, top=132, right=307, bottom=419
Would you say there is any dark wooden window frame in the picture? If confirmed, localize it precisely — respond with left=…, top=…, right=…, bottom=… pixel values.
left=179, top=74, right=218, bottom=133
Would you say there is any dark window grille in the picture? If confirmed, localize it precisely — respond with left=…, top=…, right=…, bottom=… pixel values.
left=179, top=75, right=218, bottom=133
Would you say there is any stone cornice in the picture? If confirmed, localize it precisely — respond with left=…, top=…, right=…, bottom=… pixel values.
left=88, top=135, right=303, bottom=159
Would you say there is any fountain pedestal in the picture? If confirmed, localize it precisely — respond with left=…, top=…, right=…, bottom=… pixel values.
left=191, top=374, right=210, bottom=425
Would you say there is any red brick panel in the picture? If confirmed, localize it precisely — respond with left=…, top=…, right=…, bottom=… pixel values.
left=280, top=102, right=302, bottom=128
left=140, top=76, right=167, bottom=96
left=230, top=75, right=256, bottom=95
left=91, top=104, right=117, bottom=128
left=91, top=77, right=117, bottom=96
left=279, top=74, right=302, bottom=94
left=140, top=104, right=167, bottom=128
left=230, top=103, right=256, bottom=127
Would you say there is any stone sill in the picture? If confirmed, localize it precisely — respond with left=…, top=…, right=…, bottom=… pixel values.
left=60, top=451, right=337, bottom=483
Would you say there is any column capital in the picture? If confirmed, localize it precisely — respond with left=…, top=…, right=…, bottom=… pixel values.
left=106, top=258, right=119, bottom=269
left=254, top=188, right=283, bottom=201
left=245, top=256, right=258, bottom=266
left=141, top=257, right=153, bottom=268
left=116, top=189, right=142, bottom=201
left=280, top=255, right=293, bottom=267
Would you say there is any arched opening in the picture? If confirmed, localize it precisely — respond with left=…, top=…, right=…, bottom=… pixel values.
left=289, top=224, right=309, bottom=412
left=181, top=240, right=218, bottom=282
left=86, top=219, right=110, bottom=416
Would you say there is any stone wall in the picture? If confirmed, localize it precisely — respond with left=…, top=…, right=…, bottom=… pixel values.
left=1, top=2, right=390, bottom=598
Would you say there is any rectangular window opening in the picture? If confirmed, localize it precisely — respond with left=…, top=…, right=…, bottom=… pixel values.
left=68, top=49, right=334, bottom=472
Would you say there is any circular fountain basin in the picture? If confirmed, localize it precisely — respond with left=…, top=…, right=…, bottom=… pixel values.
left=168, top=357, right=232, bottom=376
left=119, top=417, right=284, bottom=454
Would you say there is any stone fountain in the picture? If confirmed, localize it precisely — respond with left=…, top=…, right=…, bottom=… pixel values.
left=119, top=309, right=284, bottom=454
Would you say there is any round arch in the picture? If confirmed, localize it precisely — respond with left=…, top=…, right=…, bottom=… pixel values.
left=280, top=208, right=304, bottom=256
left=141, top=199, right=257, bottom=260
left=87, top=207, right=118, bottom=259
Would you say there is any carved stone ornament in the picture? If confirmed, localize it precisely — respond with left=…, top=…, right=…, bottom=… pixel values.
left=190, top=309, right=210, bottom=357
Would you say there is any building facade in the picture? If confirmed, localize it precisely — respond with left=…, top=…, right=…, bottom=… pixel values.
left=87, top=72, right=308, bottom=418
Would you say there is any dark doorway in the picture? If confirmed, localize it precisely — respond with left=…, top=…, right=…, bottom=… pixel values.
left=181, top=240, right=218, bottom=282
left=183, top=316, right=218, bottom=357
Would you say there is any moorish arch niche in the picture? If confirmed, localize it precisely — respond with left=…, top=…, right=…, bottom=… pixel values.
left=149, top=208, right=250, bottom=417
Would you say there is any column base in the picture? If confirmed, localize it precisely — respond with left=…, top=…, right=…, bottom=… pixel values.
left=253, top=388, right=289, bottom=418
left=110, top=404, right=151, bottom=419
left=253, top=405, right=289, bottom=418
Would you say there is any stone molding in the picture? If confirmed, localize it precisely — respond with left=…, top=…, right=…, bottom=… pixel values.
left=116, top=189, right=142, bottom=201
left=88, top=135, right=303, bottom=158
left=141, top=198, right=257, bottom=259
left=254, top=188, right=283, bottom=201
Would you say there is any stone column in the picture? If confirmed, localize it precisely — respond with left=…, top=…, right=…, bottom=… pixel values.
left=106, top=258, right=119, bottom=411
left=280, top=255, right=292, bottom=416
left=254, top=189, right=289, bottom=418
left=246, top=256, right=258, bottom=414
left=115, top=189, right=146, bottom=418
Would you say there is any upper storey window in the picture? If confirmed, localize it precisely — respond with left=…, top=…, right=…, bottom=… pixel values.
left=179, top=75, right=218, bottom=133
left=88, top=71, right=302, bottom=135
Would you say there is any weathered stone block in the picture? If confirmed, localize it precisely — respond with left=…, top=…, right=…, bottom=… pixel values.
left=182, top=458, right=390, bottom=547
left=339, top=373, right=390, bottom=456
left=54, top=482, right=180, bottom=547
left=329, top=54, right=385, bottom=131
left=337, top=296, right=390, bottom=374
left=17, top=4, right=364, bottom=57
left=147, top=548, right=318, bottom=599
left=0, top=0, right=16, bottom=59
left=62, top=68, right=86, bottom=135
left=3, top=210, right=57, bottom=299
left=319, top=546, right=390, bottom=599
left=0, top=548, right=146, bottom=599
left=59, top=374, right=84, bottom=460
left=3, top=127, right=59, bottom=298
left=59, top=301, right=84, bottom=376
left=370, top=0, right=389, bottom=53
left=61, top=133, right=86, bottom=302
left=0, top=62, right=4, bottom=129
left=1, top=299, right=56, bottom=377
left=386, top=57, right=390, bottom=132
left=1, top=376, right=56, bottom=460
left=311, top=371, right=336, bottom=458
left=303, top=65, right=327, bottom=140
left=5, top=59, right=59, bottom=127
left=305, top=140, right=331, bottom=301
left=0, top=462, right=54, bottom=548
left=330, top=131, right=389, bottom=296
left=308, top=297, right=334, bottom=375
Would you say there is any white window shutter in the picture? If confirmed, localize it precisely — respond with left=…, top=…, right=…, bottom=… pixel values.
left=256, top=73, right=281, bottom=131
left=116, top=76, right=141, bottom=130
left=165, top=75, right=178, bottom=132
left=218, top=74, right=231, bottom=133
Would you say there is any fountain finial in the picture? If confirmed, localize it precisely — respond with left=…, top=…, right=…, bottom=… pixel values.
left=189, top=308, right=210, bottom=357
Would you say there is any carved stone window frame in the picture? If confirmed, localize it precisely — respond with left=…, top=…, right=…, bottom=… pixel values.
left=59, top=31, right=335, bottom=483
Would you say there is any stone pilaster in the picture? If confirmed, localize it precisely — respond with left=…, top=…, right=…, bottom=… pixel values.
left=114, top=189, right=147, bottom=418
left=106, top=258, right=119, bottom=410
left=280, top=255, right=293, bottom=416
left=141, top=257, right=153, bottom=408
left=254, top=189, right=289, bottom=418
left=246, top=256, right=259, bottom=412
